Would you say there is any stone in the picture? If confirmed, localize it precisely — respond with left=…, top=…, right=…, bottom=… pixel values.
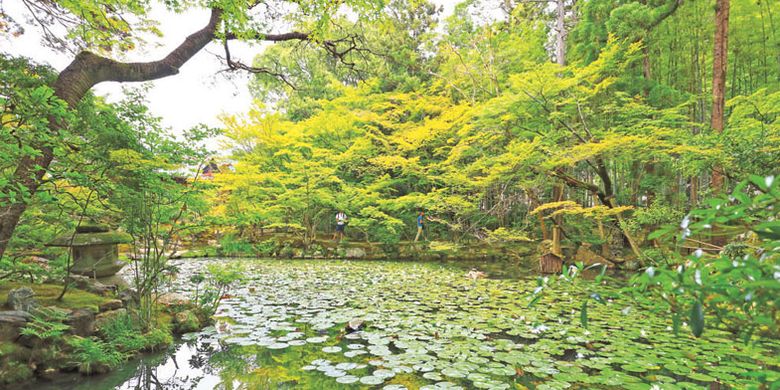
left=67, top=309, right=95, bottom=337
left=20, top=256, right=49, bottom=270
left=79, top=362, right=111, bottom=375
left=346, top=318, right=365, bottom=333
left=0, top=311, right=31, bottom=342
left=7, top=287, right=37, bottom=312
left=574, top=243, right=612, bottom=267
left=345, top=247, right=367, bottom=259
left=46, top=224, right=131, bottom=278
left=67, top=275, right=115, bottom=296
left=118, top=289, right=138, bottom=308
left=96, top=275, right=130, bottom=290
left=39, top=367, right=59, bottom=381
left=94, top=308, right=127, bottom=330
left=173, top=310, right=200, bottom=334
left=98, top=299, right=123, bottom=312
left=157, top=292, right=189, bottom=307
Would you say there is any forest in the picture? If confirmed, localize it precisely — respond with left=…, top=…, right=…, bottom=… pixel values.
left=0, top=0, right=778, bottom=388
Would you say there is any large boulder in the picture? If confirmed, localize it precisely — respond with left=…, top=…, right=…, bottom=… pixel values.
left=0, top=311, right=31, bottom=342
left=67, top=309, right=95, bottom=337
left=7, top=287, right=37, bottom=312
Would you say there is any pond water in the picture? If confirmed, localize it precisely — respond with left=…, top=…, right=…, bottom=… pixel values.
left=30, top=258, right=779, bottom=389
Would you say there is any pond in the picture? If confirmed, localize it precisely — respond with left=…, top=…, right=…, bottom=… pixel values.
left=28, top=258, right=779, bottom=389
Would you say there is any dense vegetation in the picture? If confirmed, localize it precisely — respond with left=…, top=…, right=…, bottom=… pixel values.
left=0, top=0, right=778, bottom=387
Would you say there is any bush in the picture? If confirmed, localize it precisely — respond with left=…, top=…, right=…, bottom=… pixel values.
left=97, top=311, right=172, bottom=352
left=637, top=175, right=780, bottom=340
left=218, top=234, right=255, bottom=256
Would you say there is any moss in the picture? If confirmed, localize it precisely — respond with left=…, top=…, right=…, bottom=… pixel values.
left=0, top=341, right=30, bottom=361
left=0, top=282, right=114, bottom=312
left=173, top=310, right=200, bottom=334
left=48, top=231, right=132, bottom=247
left=0, top=359, right=34, bottom=384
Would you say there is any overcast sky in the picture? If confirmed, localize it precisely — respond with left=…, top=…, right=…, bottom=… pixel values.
left=1, top=1, right=477, bottom=151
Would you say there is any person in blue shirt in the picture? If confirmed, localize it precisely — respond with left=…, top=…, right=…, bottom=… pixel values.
left=414, top=210, right=430, bottom=242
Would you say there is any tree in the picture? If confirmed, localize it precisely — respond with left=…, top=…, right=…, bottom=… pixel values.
left=710, top=0, right=730, bottom=193
left=0, top=0, right=383, bottom=259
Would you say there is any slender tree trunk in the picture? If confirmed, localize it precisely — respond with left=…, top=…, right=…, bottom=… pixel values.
left=551, top=0, right=568, bottom=257
left=710, top=0, right=730, bottom=193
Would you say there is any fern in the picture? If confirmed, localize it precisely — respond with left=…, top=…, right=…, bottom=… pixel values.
left=19, top=307, right=70, bottom=342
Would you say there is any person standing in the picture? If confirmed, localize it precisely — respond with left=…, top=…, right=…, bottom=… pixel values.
left=334, top=210, right=348, bottom=241
left=414, top=210, right=429, bottom=242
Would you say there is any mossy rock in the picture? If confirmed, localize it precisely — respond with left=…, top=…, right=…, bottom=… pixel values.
left=0, top=359, right=34, bottom=384
left=0, top=282, right=114, bottom=312
left=173, top=310, right=200, bottom=334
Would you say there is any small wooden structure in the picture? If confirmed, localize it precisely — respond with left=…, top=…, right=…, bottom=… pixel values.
left=539, top=253, right=563, bottom=274
left=47, top=223, right=132, bottom=278
left=537, top=239, right=563, bottom=274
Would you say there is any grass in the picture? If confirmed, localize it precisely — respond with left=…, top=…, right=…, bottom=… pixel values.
left=0, top=281, right=114, bottom=312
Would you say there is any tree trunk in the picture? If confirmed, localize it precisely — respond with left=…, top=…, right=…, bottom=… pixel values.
left=710, top=0, right=730, bottom=193
left=551, top=0, right=567, bottom=257
left=555, top=0, right=567, bottom=67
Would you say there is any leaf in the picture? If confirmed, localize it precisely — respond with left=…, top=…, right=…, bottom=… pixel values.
left=580, top=301, right=588, bottom=328
left=690, top=301, right=704, bottom=337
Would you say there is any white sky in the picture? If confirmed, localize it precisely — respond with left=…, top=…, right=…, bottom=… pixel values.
left=0, top=1, right=478, bottom=151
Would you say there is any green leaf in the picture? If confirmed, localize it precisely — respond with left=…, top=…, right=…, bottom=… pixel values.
left=580, top=301, right=588, bottom=328
left=690, top=301, right=704, bottom=337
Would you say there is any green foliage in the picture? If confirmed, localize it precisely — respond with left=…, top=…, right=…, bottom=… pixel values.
left=66, top=336, right=126, bottom=373
left=638, top=176, right=780, bottom=339
left=97, top=311, right=171, bottom=352
left=19, top=307, right=70, bottom=342
left=197, top=261, right=246, bottom=317
left=218, top=234, right=256, bottom=257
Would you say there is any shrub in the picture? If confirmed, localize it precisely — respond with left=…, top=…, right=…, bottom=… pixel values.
left=638, top=175, right=780, bottom=340
left=97, top=311, right=172, bottom=352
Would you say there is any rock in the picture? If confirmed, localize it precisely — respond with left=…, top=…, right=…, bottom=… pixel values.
left=346, top=318, right=364, bottom=333
left=67, top=275, right=115, bottom=296
left=173, top=310, right=200, bottom=334
left=94, top=308, right=127, bottom=330
left=118, top=289, right=138, bottom=308
left=157, top=292, right=190, bottom=307
left=0, top=311, right=31, bottom=342
left=574, top=243, right=611, bottom=267
left=39, top=367, right=59, bottom=381
left=96, top=275, right=130, bottom=290
left=79, top=362, right=111, bottom=375
left=345, top=247, right=367, bottom=259
left=98, top=300, right=123, bottom=312
left=7, top=287, right=37, bottom=312
left=20, top=256, right=49, bottom=270
left=67, top=309, right=95, bottom=337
